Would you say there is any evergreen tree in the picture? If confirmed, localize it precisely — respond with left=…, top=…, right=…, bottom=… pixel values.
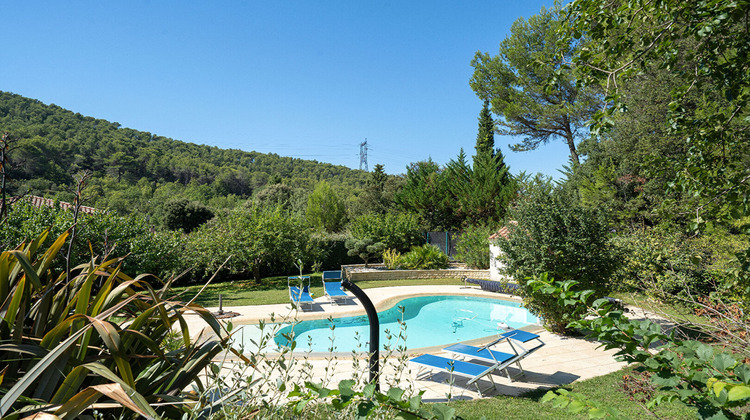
left=475, top=100, right=495, bottom=157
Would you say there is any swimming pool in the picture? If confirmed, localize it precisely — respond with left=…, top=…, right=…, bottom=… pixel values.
left=251, top=295, right=539, bottom=353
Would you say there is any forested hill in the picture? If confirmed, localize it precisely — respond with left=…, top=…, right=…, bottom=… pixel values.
left=0, top=91, right=370, bottom=214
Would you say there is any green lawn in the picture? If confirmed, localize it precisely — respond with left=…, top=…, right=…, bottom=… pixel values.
left=169, top=275, right=466, bottom=307
left=448, top=365, right=696, bottom=419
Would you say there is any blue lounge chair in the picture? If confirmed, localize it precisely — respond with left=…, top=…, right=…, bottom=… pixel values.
left=288, top=276, right=315, bottom=310
left=464, top=278, right=520, bottom=294
left=322, top=270, right=349, bottom=305
left=409, top=354, right=500, bottom=397
left=443, top=330, right=545, bottom=381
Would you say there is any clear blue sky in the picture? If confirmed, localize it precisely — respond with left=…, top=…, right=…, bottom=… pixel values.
left=3, top=0, right=571, bottom=177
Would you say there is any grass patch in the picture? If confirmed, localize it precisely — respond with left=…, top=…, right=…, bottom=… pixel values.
left=448, top=365, right=696, bottom=419
left=170, top=276, right=466, bottom=307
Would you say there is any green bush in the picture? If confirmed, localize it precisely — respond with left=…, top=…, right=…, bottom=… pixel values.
left=345, top=237, right=386, bottom=267
left=306, top=231, right=361, bottom=271
left=399, top=244, right=449, bottom=270
left=347, top=212, right=424, bottom=253
left=611, top=225, right=749, bottom=302
left=0, top=231, right=229, bottom=419
left=161, top=198, right=214, bottom=233
left=499, top=178, right=615, bottom=295
left=453, top=224, right=494, bottom=269
left=0, top=200, right=184, bottom=279
left=186, top=205, right=311, bottom=281
left=382, top=248, right=402, bottom=269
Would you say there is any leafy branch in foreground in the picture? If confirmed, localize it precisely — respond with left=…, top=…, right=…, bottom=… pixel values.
left=286, top=380, right=455, bottom=420
left=537, top=279, right=750, bottom=419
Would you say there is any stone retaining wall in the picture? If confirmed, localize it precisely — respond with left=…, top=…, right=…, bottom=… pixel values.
left=342, top=264, right=490, bottom=281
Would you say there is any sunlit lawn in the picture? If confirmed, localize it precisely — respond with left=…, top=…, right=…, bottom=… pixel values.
left=448, top=365, right=696, bottom=419
left=170, top=275, right=466, bottom=307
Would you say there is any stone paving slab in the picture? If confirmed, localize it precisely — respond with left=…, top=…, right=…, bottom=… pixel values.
left=182, top=285, right=629, bottom=402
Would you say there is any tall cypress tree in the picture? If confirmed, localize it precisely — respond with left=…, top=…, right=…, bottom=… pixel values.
left=475, top=100, right=495, bottom=157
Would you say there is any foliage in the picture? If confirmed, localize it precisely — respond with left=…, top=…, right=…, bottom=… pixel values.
left=0, top=91, right=370, bottom=219
left=610, top=226, right=748, bottom=301
left=161, top=197, right=214, bottom=233
left=475, top=100, right=495, bottom=156
left=347, top=212, right=424, bottom=253
left=305, top=180, right=347, bottom=232
left=444, top=148, right=515, bottom=228
left=453, top=224, right=494, bottom=270
left=285, top=380, right=456, bottom=420
left=563, top=0, right=750, bottom=228
left=347, top=163, right=401, bottom=218
left=345, top=238, right=386, bottom=267
left=526, top=274, right=594, bottom=334
left=498, top=177, right=615, bottom=294
left=253, top=182, right=308, bottom=215
left=382, top=248, right=402, bottom=270
left=470, top=4, right=602, bottom=165
left=541, top=285, right=750, bottom=419
left=0, top=199, right=184, bottom=279
left=0, top=230, right=230, bottom=419
left=395, top=159, right=459, bottom=231
left=399, top=244, right=449, bottom=270
left=187, top=205, right=311, bottom=282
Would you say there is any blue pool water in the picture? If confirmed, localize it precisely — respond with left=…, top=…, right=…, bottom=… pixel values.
left=271, top=295, right=538, bottom=353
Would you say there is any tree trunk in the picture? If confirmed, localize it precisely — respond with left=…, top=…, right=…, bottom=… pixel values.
left=252, top=262, right=261, bottom=283
left=565, top=133, right=580, bottom=165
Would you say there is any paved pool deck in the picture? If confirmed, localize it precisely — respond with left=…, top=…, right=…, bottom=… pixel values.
left=183, top=285, right=632, bottom=401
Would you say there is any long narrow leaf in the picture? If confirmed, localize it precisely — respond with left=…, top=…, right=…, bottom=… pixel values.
left=1, top=296, right=137, bottom=417
left=9, top=251, right=43, bottom=291
left=89, top=317, right=135, bottom=388
left=0, top=319, right=91, bottom=416
left=82, top=362, right=159, bottom=419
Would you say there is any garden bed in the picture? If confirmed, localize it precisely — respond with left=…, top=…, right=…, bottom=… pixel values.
left=342, top=263, right=490, bottom=281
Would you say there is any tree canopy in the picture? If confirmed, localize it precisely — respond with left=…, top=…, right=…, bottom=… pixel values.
left=470, top=5, right=602, bottom=165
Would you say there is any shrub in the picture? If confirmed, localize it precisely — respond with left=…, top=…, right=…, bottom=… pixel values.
left=499, top=178, right=615, bottom=295
left=306, top=181, right=347, bottom=232
left=526, top=274, right=594, bottom=334
left=162, top=198, right=214, bottom=233
left=453, top=224, right=494, bottom=269
left=345, top=237, right=386, bottom=267
left=399, top=244, right=449, bottom=270
left=303, top=232, right=361, bottom=271
left=382, top=248, right=402, bottom=269
left=0, top=231, right=229, bottom=419
left=611, top=225, right=749, bottom=302
left=186, top=205, right=311, bottom=281
left=347, top=212, right=424, bottom=253
left=0, top=200, right=184, bottom=279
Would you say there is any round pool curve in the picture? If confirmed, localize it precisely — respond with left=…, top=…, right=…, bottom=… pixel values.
left=267, top=295, right=539, bottom=353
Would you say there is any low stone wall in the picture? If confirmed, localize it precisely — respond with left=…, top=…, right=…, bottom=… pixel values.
left=342, top=264, right=490, bottom=282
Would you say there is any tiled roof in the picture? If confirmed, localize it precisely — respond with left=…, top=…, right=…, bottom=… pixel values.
left=25, top=195, right=99, bottom=214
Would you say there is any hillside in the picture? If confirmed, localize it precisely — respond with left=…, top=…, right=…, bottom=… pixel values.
left=0, top=91, right=370, bottom=215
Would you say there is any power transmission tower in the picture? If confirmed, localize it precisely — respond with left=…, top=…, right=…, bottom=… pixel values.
left=359, top=139, right=369, bottom=171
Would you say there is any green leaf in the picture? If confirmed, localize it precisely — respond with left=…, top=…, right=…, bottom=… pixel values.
left=711, top=353, right=736, bottom=372
left=727, top=385, right=750, bottom=401
left=588, top=407, right=607, bottom=418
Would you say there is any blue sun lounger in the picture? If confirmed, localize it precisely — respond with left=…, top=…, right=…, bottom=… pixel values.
left=443, top=330, right=545, bottom=381
left=409, top=354, right=501, bottom=397
left=322, top=270, right=349, bottom=305
left=288, top=276, right=315, bottom=310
